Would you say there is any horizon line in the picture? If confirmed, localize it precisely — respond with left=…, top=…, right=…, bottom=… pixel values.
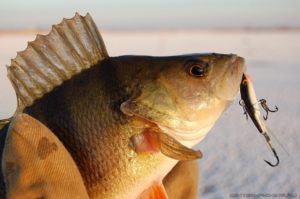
left=0, top=26, right=300, bottom=34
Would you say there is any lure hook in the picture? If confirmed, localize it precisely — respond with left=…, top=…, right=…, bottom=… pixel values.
left=259, top=99, right=278, bottom=120
left=262, top=132, right=279, bottom=167
left=264, top=148, right=279, bottom=167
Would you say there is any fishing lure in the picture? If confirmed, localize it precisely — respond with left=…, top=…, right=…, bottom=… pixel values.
left=239, top=73, right=279, bottom=167
left=259, top=99, right=278, bottom=120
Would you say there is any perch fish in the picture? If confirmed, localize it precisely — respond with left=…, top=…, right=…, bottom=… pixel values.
left=0, top=13, right=245, bottom=198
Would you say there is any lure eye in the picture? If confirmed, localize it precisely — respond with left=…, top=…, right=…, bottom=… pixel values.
left=188, top=62, right=208, bottom=77
left=242, top=79, right=248, bottom=85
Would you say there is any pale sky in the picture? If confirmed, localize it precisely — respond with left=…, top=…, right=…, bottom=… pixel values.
left=0, top=0, right=300, bottom=29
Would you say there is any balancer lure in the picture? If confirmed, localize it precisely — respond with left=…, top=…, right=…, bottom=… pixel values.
left=239, top=73, right=279, bottom=167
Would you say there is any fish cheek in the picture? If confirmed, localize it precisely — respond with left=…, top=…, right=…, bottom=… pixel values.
left=159, top=70, right=213, bottom=117
left=120, top=82, right=178, bottom=127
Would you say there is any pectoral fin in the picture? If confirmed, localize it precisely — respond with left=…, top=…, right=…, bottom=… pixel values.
left=2, top=114, right=89, bottom=199
left=158, top=132, right=203, bottom=160
left=130, top=129, right=202, bottom=161
left=138, top=182, right=168, bottom=199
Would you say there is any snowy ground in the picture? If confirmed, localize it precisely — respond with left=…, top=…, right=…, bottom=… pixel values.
left=0, top=29, right=299, bottom=198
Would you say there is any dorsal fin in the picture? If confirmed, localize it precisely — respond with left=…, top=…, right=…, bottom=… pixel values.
left=7, top=13, right=109, bottom=112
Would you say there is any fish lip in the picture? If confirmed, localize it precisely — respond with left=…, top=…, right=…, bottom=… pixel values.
left=215, top=55, right=246, bottom=101
left=230, top=55, right=246, bottom=72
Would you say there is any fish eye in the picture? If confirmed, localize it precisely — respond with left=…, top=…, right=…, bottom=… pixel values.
left=187, top=61, right=208, bottom=77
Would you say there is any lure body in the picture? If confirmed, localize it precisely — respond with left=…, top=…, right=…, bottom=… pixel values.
left=240, top=73, right=279, bottom=167
left=240, top=74, right=267, bottom=133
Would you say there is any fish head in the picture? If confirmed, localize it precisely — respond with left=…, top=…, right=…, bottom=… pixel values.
left=121, top=53, right=245, bottom=145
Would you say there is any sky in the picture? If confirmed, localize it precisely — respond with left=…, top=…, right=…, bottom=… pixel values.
left=0, top=0, right=300, bottom=29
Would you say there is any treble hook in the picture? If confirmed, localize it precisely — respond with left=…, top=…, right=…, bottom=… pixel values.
left=239, top=99, right=248, bottom=120
left=262, top=132, right=279, bottom=167
left=259, top=99, right=278, bottom=120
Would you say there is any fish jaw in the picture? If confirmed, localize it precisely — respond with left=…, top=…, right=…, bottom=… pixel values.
left=215, top=55, right=246, bottom=101
left=158, top=123, right=214, bottom=148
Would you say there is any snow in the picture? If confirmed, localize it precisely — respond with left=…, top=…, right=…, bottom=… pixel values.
left=1, top=29, right=299, bottom=198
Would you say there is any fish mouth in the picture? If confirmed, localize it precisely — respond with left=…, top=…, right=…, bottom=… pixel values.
left=216, top=55, right=246, bottom=101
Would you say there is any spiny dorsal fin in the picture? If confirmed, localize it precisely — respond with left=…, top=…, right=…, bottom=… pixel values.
left=7, top=13, right=109, bottom=112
